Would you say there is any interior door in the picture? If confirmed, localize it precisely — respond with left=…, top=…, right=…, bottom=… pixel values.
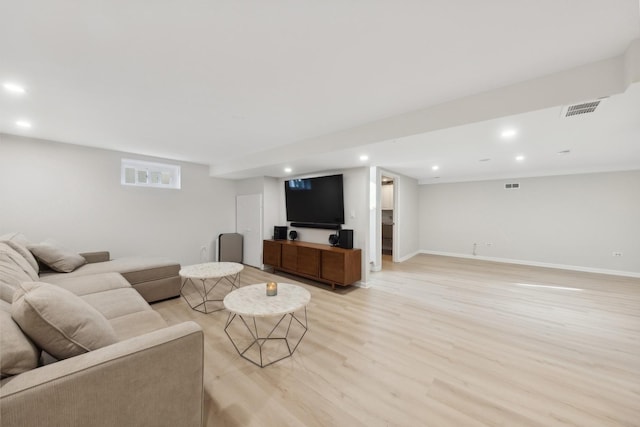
left=236, top=194, right=263, bottom=268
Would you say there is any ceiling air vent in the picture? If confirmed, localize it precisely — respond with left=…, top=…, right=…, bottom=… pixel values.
left=504, top=183, right=520, bottom=190
left=560, top=97, right=607, bottom=118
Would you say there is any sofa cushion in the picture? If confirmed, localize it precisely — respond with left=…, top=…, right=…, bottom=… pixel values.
left=0, top=250, right=35, bottom=304
left=40, top=257, right=179, bottom=284
left=0, top=282, right=16, bottom=304
left=12, top=282, right=118, bottom=360
left=2, top=239, right=39, bottom=274
left=50, top=272, right=132, bottom=297
left=0, top=300, right=40, bottom=378
left=109, top=310, right=168, bottom=341
left=27, top=240, right=87, bottom=273
left=0, top=242, right=38, bottom=281
left=0, top=232, right=31, bottom=246
left=47, top=273, right=168, bottom=339
left=81, top=288, right=153, bottom=320
left=0, top=233, right=39, bottom=277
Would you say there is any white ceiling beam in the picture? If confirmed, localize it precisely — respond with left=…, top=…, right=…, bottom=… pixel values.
left=624, top=38, right=640, bottom=86
left=210, top=40, right=639, bottom=178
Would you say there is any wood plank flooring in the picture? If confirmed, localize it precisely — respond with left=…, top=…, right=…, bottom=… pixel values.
left=153, top=254, right=640, bottom=427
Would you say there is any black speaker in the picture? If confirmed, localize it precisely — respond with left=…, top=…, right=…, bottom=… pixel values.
left=274, top=226, right=288, bottom=240
left=337, top=229, right=353, bottom=249
left=328, top=234, right=339, bottom=246
left=289, top=230, right=298, bottom=241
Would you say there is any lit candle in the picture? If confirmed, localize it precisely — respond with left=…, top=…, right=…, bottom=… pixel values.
left=266, top=281, right=278, bottom=296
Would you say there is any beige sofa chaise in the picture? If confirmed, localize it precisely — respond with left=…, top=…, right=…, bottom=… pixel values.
left=42, top=251, right=181, bottom=303
left=0, top=236, right=204, bottom=427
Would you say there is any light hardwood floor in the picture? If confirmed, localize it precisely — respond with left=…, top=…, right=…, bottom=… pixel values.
left=153, top=254, right=640, bottom=427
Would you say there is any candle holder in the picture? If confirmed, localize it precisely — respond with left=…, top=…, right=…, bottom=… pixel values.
left=266, top=281, right=278, bottom=296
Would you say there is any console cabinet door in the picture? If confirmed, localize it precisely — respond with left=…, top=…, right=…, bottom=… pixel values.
left=263, top=240, right=281, bottom=267
left=281, top=245, right=298, bottom=271
left=321, top=249, right=362, bottom=285
left=297, top=247, right=320, bottom=276
left=321, top=251, right=345, bottom=283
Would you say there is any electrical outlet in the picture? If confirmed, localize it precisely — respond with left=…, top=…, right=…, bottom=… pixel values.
left=612, top=252, right=623, bottom=257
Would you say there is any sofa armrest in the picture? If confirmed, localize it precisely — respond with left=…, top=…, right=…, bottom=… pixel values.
left=80, top=251, right=110, bottom=263
left=0, top=322, right=204, bottom=427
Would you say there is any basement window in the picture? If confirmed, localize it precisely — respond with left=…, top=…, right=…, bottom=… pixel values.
left=121, top=159, right=181, bottom=189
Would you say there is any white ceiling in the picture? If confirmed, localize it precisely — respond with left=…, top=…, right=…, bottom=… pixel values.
left=1, top=1, right=639, bottom=183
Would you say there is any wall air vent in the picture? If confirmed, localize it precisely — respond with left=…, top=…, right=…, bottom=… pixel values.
left=561, top=97, right=607, bottom=118
left=504, top=183, right=520, bottom=190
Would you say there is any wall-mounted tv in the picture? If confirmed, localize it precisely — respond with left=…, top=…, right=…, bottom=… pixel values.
left=284, top=174, right=344, bottom=229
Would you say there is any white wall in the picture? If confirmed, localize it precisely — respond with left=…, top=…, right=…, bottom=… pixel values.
left=234, top=177, right=264, bottom=196
left=395, top=173, right=420, bottom=261
left=262, top=177, right=281, bottom=240
left=343, top=167, right=370, bottom=284
left=0, top=133, right=237, bottom=266
left=368, top=167, right=378, bottom=265
left=418, top=170, right=640, bottom=275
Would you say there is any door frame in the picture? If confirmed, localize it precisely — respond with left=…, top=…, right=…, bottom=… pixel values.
left=372, top=168, right=401, bottom=271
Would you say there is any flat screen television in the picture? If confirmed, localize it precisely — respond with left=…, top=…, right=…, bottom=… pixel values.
left=284, top=174, right=345, bottom=228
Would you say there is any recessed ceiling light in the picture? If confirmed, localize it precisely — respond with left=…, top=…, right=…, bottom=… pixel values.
left=284, top=167, right=292, bottom=173
left=16, top=120, right=32, bottom=128
left=432, top=165, right=439, bottom=171
left=359, top=155, right=369, bottom=161
left=501, top=129, right=517, bottom=139
left=479, top=158, right=491, bottom=162
left=515, top=155, right=525, bottom=162
left=3, top=82, right=26, bottom=94
left=557, top=149, right=571, bottom=155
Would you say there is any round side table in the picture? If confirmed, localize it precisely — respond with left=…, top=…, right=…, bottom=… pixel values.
left=223, top=283, right=310, bottom=367
left=179, top=262, right=244, bottom=313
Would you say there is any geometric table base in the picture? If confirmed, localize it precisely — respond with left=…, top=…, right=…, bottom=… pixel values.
left=224, top=308, right=308, bottom=367
left=180, top=272, right=241, bottom=314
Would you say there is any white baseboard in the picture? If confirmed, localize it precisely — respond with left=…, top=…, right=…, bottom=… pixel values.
left=419, top=250, right=640, bottom=279
left=396, top=250, right=421, bottom=263
left=354, top=280, right=370, bottom=288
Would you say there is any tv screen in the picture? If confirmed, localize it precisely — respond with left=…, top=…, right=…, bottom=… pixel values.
left=285, top=174, right=345, bottom=226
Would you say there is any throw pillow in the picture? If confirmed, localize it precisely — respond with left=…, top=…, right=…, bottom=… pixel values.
left=1, top=302, right=40, bottom=377
left=0, top=250, right=34, bottom=303
left=3, top=239, right=39, bottom=275
left=27, top=240, right=87, bottom=273
left=12, top=282, right=118, bottom=360
left=1, top=241, right=39, bottom=279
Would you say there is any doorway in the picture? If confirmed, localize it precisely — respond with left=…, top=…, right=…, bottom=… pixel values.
left=369, top=167, right=400, bottom=274
left=378, top=170, right=399, bottom=270
left=381, top=176, right=394, bottom=258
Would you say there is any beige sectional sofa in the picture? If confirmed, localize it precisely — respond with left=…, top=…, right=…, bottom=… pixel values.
left=0, top=235, right=204, bottom=427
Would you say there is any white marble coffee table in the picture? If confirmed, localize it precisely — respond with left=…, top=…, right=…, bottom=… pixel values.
left=179, top=262, right=244, bottom=313
left=223, top=283, right=310, bottom=367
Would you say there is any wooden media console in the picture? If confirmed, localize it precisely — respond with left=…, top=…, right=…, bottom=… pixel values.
left=263, top=240, right=361, bottom=289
